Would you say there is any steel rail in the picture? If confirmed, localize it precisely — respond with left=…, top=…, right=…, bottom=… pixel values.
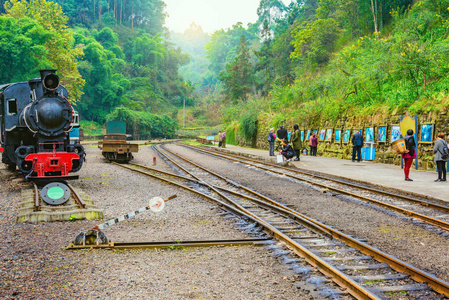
left=152, top=144, right=384, bottom=299
left=32, top=182, right=40, bottom=211
left=116, top=152, right=379, bottom=299
left=157, top=143, right=449, bottom=297
left=65, top=238, right=271, bottom=250
left=67, top=183, right=86, bottom=209
left=183, top=144, right=449, bottom=212
left=181, top=144, right=449, bottom=231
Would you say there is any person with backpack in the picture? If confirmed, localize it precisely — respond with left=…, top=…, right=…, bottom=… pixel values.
left=351, top=130, right=363, bottom=162
left=434, top=132, right=448, bottom=182
left=276, top=125, right=287, bottom=151
left=267, top=128, right=276, bottom=156
left=402, top=129, right=417, bottom=181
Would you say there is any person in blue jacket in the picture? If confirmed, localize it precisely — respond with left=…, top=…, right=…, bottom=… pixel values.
left=351, top=130, right=363, bottom=162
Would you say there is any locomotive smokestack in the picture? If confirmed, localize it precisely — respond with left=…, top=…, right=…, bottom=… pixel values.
left=39, top=69, right=57, bottom=80
left=39, top=69, right=59, bottom=93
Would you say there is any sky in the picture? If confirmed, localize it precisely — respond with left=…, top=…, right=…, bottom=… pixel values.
left=163, top=0, right=292, bottom=33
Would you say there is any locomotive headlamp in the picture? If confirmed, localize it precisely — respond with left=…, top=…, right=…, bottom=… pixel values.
left=43, top=73, right=60, bottom=91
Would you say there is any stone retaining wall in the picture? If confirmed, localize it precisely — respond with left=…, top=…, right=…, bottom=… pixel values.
left=248, top=108, right=449, bottom=170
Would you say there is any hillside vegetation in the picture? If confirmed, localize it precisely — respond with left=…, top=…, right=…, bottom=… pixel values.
left=180, top=0, right=449, bottom=144
left=1, top=0, right=192, bottom=138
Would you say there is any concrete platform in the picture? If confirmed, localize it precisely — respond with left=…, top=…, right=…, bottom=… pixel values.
left=208, top=144, right=448, bottom=202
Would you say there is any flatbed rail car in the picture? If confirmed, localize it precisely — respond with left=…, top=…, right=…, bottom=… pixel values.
left=99, top=133, right=138, bottom=163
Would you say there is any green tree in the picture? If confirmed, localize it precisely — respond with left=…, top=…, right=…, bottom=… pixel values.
left=5, top=0, right=85, bottom=101
left=205, top=23, right=256, bottom=80
left=0, top=16, right=52, bottom=83
left=220, top=35, right=255, bottom=103
left=291, top=18, right=340, bottom=67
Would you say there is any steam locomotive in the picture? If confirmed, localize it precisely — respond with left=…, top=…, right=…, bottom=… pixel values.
left=0, top=69, right=84, bottom=181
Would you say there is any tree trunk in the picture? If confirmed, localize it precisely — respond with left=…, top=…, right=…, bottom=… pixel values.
left=120, top=0, right=123, bottom=24
left=379, top=1, right=383, bottom=32
left=131, top=2, right=133, bottom=29
left=370, top=0, right=379, bottom=38
left=99, top=1, right=102, bottom=22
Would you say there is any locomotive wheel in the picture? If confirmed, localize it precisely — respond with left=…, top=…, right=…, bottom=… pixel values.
left=74, top=229, right=108, bottom=246
left=7, top=163, right=16, bottom=171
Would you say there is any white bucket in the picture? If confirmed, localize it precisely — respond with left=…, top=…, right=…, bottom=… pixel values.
left=276, top=155, right=284, bottom=163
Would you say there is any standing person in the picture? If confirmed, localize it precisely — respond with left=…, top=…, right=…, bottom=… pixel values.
left=218, top=130, right=222, bottom=147
left=221, top=130, right=226, bottom=148
left=276, top=125, right=287, bottom=151
left=267, top=128, right=276, bottom=156
left=402, top=129, right=417, bottom=181
left=309, top=133, right=314, bottom=156
left=280, top=138, right=295, bottom=161
left=311, top=134, right=318, bottom=156
left=290, top=124, right=302, bottom=161
left=351, top=130, right=363, bottom=162
left=433, top=132, right=448, bottom=182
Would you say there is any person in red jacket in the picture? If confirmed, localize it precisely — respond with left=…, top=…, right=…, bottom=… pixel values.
left=310, top=134, right=318, bottom=156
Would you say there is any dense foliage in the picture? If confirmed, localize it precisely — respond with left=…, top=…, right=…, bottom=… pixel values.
left=185, top=0, right=449, bottom=132
left=4, top=0, right=449, bottom=139
left=1, top=0, right=84, bottom=100
left=1, top=0, right=190, bottom=138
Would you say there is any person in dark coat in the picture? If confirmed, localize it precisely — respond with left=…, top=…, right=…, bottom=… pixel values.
left=267, top=128, right=275, bottom=156
left=221, top=131, right=226, bottom=148
left=290, top=124, right=302, bottom=161
left=402, top=129, right=417, bottom=181
left=310, top=134, right=318, bottom=156
left=280, top=138, right=295, bottom=161
left=433, top=132, right=448, bottom=182
left=351, top=130, right=363, bottom=162
left=276, top=125, right=287, bottom=151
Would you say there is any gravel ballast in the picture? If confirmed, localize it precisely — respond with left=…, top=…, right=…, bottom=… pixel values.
left=165, top=143, right=449, bottom=283
left=0, top=145, right=307, bottom=299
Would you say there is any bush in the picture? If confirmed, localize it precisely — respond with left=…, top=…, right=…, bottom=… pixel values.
left=240, top=112, right=258, bottom=146
left=106, top=106, right=179, bottom=139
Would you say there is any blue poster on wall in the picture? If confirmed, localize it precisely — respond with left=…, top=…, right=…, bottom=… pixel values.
left=391, top=126, right=401, bottom=143
left=319, top=129, right=326, bottom=141
left=366, top=127, right=374, bottom=142
left=343, top=130, right=351, bottom=143
left=378, top=126, right=386, bottom=142
left=306, top=129, right=311, bottom=141
left=335, top=130, right=341, bottom=143
left=325, top=129, right=333, bottom=141
left=421, top=124, right=433, bottom=142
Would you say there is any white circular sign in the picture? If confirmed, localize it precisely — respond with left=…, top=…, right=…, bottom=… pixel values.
left=149, top=197, right=165, bottom=213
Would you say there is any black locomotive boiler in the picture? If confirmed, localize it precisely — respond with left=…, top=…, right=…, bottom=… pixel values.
left=0, top=69, right=84, bottom=181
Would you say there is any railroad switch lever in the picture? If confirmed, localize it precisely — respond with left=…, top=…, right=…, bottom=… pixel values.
left=71, top=194, right=177, bottom=247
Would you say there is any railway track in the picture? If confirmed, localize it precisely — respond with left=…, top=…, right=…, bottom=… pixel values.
left=180, top=143, right=449, bottom=233
left=109, top=143, right=449, bottom=299
left=32, top=182, right=86, bottom=211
